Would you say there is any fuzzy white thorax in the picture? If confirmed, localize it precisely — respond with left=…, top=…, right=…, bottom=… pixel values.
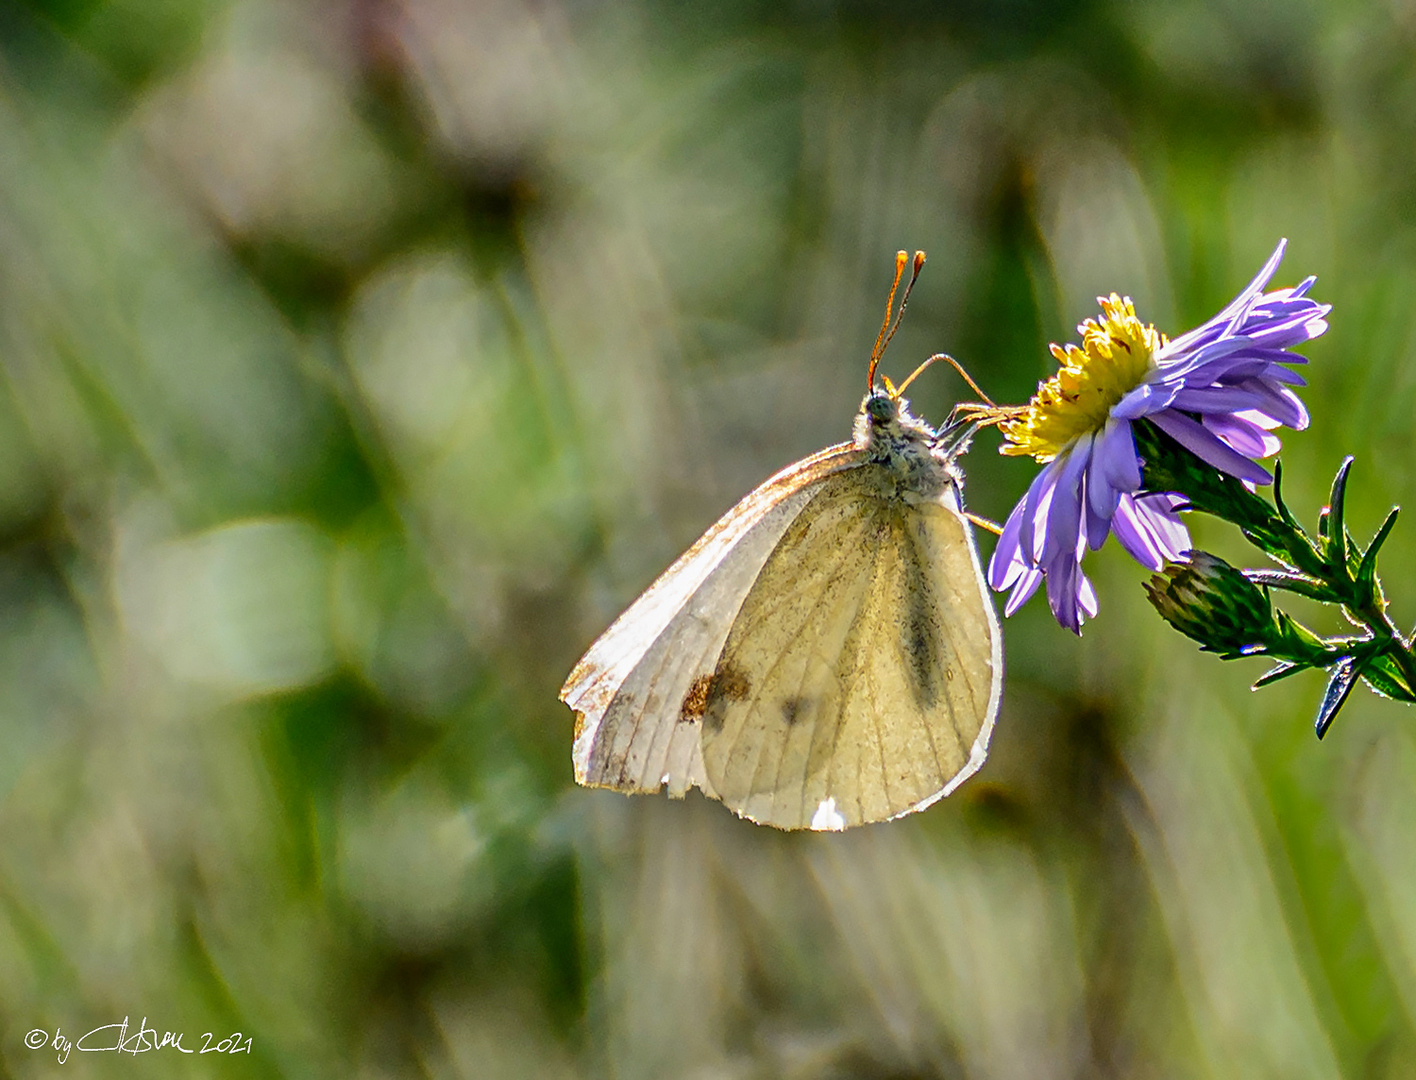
left=852, top=391, right=963, bottom=502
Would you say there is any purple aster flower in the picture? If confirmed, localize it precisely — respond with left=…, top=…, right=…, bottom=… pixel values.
left=985, top=239, right=1330, bottom=632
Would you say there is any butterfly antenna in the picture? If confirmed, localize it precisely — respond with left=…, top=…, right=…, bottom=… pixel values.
left=867, top=251, right=910, bottom=393
left=878, top=250, right=926, bottom=364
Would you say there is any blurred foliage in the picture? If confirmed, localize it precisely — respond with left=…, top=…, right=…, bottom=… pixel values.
left=1, top=0, right=1416, bottom=1077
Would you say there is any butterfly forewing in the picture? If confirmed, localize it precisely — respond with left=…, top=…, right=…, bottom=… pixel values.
left=562, top=444, right=861, bottom=797
left=698, top=465, right=1001, bottom=829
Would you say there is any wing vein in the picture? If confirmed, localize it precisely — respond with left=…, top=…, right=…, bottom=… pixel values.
left=733, top=505, right=877, bottom=814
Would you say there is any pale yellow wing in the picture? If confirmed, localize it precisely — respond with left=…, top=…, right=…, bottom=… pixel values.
left=562, top=443, right=862, bottom=797
left=698, top=464, right=1002, bottom=830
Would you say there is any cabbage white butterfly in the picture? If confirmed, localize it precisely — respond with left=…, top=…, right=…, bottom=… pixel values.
left=561, top=252, right=1002, bottom=830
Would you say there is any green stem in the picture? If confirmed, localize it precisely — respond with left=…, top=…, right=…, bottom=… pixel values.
left=1136, top=419, right=1416, bottom=714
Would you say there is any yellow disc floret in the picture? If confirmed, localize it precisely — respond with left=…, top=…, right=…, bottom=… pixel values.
left=1000, top=294, right=1164, bottom=461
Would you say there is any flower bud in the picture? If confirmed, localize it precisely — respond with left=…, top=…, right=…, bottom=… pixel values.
left=1144, top=551, right=1273, bottom=656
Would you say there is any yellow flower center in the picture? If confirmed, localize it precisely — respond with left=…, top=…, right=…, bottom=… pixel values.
left=1000, top=294, right=1163, bottom=461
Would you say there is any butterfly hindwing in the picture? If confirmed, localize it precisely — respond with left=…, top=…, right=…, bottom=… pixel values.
left=698, top=464, right=1001, bottom=829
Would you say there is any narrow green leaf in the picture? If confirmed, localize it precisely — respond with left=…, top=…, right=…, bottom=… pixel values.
left=1360, top=652, right=1416, bottom=703
left=1244, top=569, right=1337, bottom=603
left=1316, top=656, right=1359, bottom=739
left=1272, top=460, right=1303, bottom=531
left=1253, top=661, right=1302, bottom=688
left=1355, top=507, right=1400, bottom=604
left=1274, top=609, right=1341, bottom=664
left=1325, top=457, right=1355, bottom=572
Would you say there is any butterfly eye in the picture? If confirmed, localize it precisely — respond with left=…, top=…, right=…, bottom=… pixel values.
left=866, top=393, right=896, bottom=423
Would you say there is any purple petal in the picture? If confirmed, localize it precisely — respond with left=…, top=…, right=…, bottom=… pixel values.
left=1178, top=351, right=1310, bottom=386
left=1045, top=557, right=1084, bottom=632
left=1184, top=359, right=1308, bottom=387
left=1202, top=412, right=1281, bottom=459
left=1111, top=497, right=1164, bottom=569
left=1097, top=418, right=1143, bottom=491
left=1242, top=295, right=1330, bottom=333
left=1157, top=240, right=1288, bottom=360
left=1041, top=436, right=1092, bottom=566
left=1252, top=365, right=1307, bottom=386
left=1244, top=309, right=1331, bottom=349
left=988, top=499, right=1029, bottom=590
left=1077, top=569, right=1098, bottom=618
left=1111, top=493, right=1191, bottom=570
left=1132, top=494, right=1190, bottom=560
left=1235, top=408, right=1281, bottom=430
left=1221, top=241, right=1290, bottom=335
left=1083, top=423, right=1136, bottom=551
left=1169, top=386, right=1271, bottom=414
left=1043, top=552, right=1099, bottom=633
left=1149, top=409, right=1274, bottom=484
left=1113, top=380, right=1183, bottom=420
left=1083, top=471, right=1114, bottom=551
left=1019, top=457, right=1063, bottom=570
left=1004, top=567, right=1044, bottom=616
left=1233, top=378, right=1309, bottom=429
left=1155, top=334, right=1254, bottom=380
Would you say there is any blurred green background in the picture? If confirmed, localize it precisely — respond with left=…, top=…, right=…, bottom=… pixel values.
left=1, top=0, right=1415, bottom=1076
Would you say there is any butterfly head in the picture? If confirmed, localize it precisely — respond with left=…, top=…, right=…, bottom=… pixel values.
left=864, top=389, right=899, bottom=425
left=855, top=384, right=948, bottom=482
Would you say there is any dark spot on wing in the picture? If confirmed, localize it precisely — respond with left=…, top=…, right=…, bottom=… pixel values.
left=701, top=662, right=752, bottom=734
left=680, top=676, right=712, bottom=723
left=906, top=614, right=939, bottom=706
left=713, top=663, right=752, bottom=701
left=901, top=527, right=942, bottom=707
left=780, top=696, right=810, bottom=726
